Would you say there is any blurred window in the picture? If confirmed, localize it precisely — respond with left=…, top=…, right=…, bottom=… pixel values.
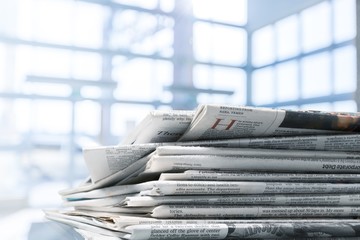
left=250, top=0, right=357, bottom=111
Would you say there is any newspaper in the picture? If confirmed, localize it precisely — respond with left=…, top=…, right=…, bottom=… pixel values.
left=109, top=216, right=360, bottom=230
left=45, top=212, right=127, bottom=238
left=178, top=104, right=360, bottom=141
left=159, top=170, right=360, bottom=182
left=80, top=134, right=360, bottom=189
left=122, top=194, right=360, bottom=207
left=73, top=227, right=360, bottom=240
left=63, top=180, right=360, bottom=200
left=126, top=222, right=360, bottom=239
left=47, top=210, right=360, bottom=231
left=44, top=210, right=121, bottom=232
left=80, top=105, right=360, bottom=188
left=225, top=134, right=360, bottom=152
left=141, top=181, right=360, bottom=196
left=150, top=205, right=360, bottom=218
left=156, top=146, right=360, bottom=159
left=62, top=194, right=138, bottom=208
left=62, top=181, right=158, bottom=200
left=144, top=155, right=360, bottom=174
left=59, top=153, right=152, bottom=196
left=121, top=110, right=194, bottom=145
left=46, top=210, right=360, bottom=239
left=83, top=144, right=157, bottom=183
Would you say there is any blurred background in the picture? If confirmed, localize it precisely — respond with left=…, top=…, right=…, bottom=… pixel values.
left=0, top=0, right=358, bottom=239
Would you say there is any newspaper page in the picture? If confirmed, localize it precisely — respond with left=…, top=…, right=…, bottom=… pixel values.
left=122, top=110, right=194, bottom=145
left=178, top=104, right=360, bottom=142
left=63, top=180, right=360, bottom=200
left=229, top=134, right=360, bottom=152
left=45, top=213, right=127, bottom=238
left=150, top=205, right=360, bottom=218
left=83, top=144, right=157, bottom=183
left=122, top=194, right=360, bottom=207
left=110, top=215, right=360, bottom=230
left=159, top=170, right=360, bottom=182
left=81, top=134, right=360, bottom=187
left=178, top=134, right=360, bottom=152
left=59, top=153, right=152, bottom=196
left=48, top=210, right=360, bottom=233
left=62, top=194, right=138, bottom=208
left=144, top=155, right=360, bottom=174
left=156, top=146, right=360, bottom=159
left=141, top=181, right=360, bottom=196
left=44, top=210, right=122, bottom=232
left=126, top=222, right=360, bottom=239
left=62, top=180, right=158, bottom=200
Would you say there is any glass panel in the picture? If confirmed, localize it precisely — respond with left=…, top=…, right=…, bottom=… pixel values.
left=0, top=152, right=23, bottom=194
left=0, top=43, right=5, bottom=90
left=193, top=23, right=212, bottom=63
left=73, top=2, right=106, bottom=48
left=301, top=102, right=333, bottom=111
left=26, top=47, right=72, bottom=78
left=194, top=22, right=247, bottom=65
left=333, top=0, right=356, bottom=43
left=71, top=52, right=102, bottom=80
left=159, top=0, right=175, bottom=12
left=113, top=58, right=172, bottom=101
left=252, top=67, right=275, bottom=105
left=113, top=0, right=158, bottom=10
left=252, top=25, right=275, bottom=67
left=196, top=93, right=211, bottom=104
left=301, top=52, right=331, bottom=98
left=0, top=1, right=18, bottom=36
left=80, top=86, right=102, bottom=99
left=13, top=99, right=31, bottom=133
left=23, top=82, right=72, bottom=96
left=275, top=15, right=300, bottom=60
left=193, top=0, right=247, bottom=25
left=111, top=104, right=154, bottom=138
left=194, top=65, right=246, bottom=105
left=276, top=60, right=299, bottom=102
left=14, top=45, right=33, bottom=89
left=32, top=100, right=72, bottom=134
left=154, top=60, right=174, bottom=103
left=75, top=101, right=101, bottom=136
left=333, top=100, right=357, bottom=112
left=193, top=64, right=211, bottom=89
left=0, top=105, right=17, bottom=151
left=32, top=0, right=74, bottom=44
left=111, top=10, right=174, bottom=57
left=17, top=0, right=34, bottom=39
left=333, top=46, right=356, bottom=94
left=213, top=67, right=246, bottom=104
left=301, top=2, right=331, bottom=52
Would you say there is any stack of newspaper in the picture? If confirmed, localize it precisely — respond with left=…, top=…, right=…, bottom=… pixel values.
left=46, top=104, right=360, bottom=239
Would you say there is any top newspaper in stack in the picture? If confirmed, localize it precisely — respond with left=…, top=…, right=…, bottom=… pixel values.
left=63, top=104, right=360, bottom=194
left=178, top=104, right=360, bottom=142
left=121, top=104, right=360, bottom=145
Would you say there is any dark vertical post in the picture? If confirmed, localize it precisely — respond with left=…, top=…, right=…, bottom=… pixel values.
left=100, top=6, right=116, bottom=145
left=172, top=0, right=196, bottom=110
left=356, top=0, right=360, bottom=111
left=246, top=29, right=253, bottom=106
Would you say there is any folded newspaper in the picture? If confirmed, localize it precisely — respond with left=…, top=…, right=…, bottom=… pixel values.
left=46, top=104, right=360, bottom=239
